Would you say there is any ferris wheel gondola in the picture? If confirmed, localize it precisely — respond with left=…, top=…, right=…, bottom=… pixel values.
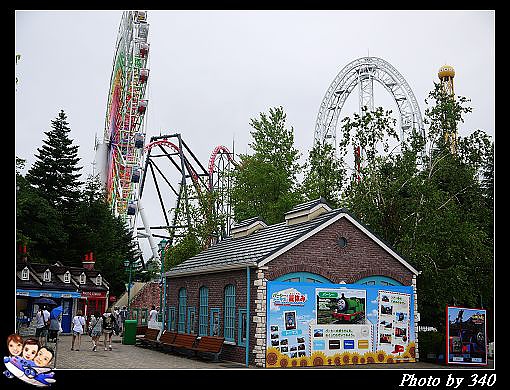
left=94, top=11, right=151, bottom=231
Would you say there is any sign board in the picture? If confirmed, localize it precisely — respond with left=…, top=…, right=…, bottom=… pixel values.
left=266, top=281, right=416, bottom=367
left=81, top=291, right=107, bottom=298
left=446, top=306, right=487, bottom=365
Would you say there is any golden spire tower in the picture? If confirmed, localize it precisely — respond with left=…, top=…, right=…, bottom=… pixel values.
left=438, top=64, right=457, bottom=153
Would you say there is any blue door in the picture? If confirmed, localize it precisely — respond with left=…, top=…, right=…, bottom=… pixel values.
left=61, top=299, right=73, bottom=333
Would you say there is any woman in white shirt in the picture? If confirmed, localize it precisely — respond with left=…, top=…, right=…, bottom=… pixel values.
left=71, top=309, right=86, bottom=351
left=148, top=305, right=158, bottom=329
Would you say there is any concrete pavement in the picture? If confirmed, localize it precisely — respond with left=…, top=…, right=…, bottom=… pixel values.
left=49, top=334, right=494, bottom=370
left=51, top=334, right=245, bottom=369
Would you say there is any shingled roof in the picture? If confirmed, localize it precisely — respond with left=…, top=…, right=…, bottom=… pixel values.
left=166, top=205, right=420, bottom=277
left=166, top=208, right=345, bottom=277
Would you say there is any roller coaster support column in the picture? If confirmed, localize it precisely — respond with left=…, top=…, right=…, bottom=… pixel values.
left=137, top=199, right=161, bottom=266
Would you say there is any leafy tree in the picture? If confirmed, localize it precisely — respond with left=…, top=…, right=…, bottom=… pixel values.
left=340, top=85, right=493, bottom=331
left=231, top=106, right=302, bottom=225
left=302, top=140, right=345, bottom=208
left=339, top=106, right=399, bottom=181
left=164, top=185, right=223, bottom=269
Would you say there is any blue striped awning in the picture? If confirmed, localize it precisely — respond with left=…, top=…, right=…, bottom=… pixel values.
left=16, top=289, right=81, bottom=298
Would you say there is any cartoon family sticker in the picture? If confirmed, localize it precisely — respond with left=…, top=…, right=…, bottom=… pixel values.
left=3, top=334, right=56, bottom=387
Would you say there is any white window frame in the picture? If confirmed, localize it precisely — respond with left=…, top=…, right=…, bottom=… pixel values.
left=21, top=267, right=29, bottom=281
left=95, top=274, right=102, bottom=286
left=79, top=272, right=86, bottom=284
left=43, top=269, right=51, bottom=282
left=63, top=271, right=71, bottom=283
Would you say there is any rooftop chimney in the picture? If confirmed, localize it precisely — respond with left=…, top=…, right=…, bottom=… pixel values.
left=284, top=197, right=332, bottom=226
left=231, top=217, right=267, bottom=239
left=82, top=251, right=95, bottom=270
left=18, top=244, right=28, bottom=263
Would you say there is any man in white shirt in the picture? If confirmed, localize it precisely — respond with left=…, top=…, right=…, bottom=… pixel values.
left=35, top=306, right=51, bottom=345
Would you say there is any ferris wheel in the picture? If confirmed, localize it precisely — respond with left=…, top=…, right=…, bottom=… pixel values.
left=314, top=57, right=425, bottom=174
left=94, top=10, right=150, bottom=230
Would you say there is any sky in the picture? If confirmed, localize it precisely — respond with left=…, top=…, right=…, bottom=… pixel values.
left=15, top=10, right=495, bottom=262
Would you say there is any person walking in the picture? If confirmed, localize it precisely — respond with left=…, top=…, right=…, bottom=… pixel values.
left=88, top=311, right=103, bottom=352
left=71, top=309, right=86, bottom=351
left=119, top=306, right=128, bottom=335
left=112, top=307, right=121, bottom=335
left=148, top=305, right=158, bottom=329
left=102, top=307, right=118, bottom=351
left=34, top=306, right=50, bottom=346
left=47, top=313, right=61, bottom=343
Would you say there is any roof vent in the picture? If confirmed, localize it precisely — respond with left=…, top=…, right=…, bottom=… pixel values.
left=284, top=197, right=332, bottom=226
left=231, top=217, right=267, bottom=239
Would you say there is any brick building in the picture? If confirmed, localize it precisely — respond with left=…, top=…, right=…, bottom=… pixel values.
left=164, top=198, right=420, bottom=366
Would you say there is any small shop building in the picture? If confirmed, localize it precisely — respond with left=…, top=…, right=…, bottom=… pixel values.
left=164, top=198, right=420, bottom=367
left=16, top=253, right=109, bottom=334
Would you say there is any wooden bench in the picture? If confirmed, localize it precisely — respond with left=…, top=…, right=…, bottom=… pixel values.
left=189, top=336, right=225, bottom=362
left=136, top=325, right=147, bottom=336
left=136, top=327, right=160, bottom=348
left=158, top=330, right=177, bottom=349
left=164, top=333, right=197, bottom=354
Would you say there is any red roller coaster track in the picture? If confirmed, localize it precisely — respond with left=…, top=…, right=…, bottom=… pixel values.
left=144, top=140, right=236, bottom=189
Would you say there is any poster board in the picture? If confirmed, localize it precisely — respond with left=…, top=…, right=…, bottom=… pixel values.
left=266, top=281, right=416, bottom=367
left=446, top=306, right=487, bottom=365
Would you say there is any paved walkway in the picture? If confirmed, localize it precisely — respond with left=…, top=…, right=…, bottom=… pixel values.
left=51, top=334, right=245, bottom=369
left=49, top=335, right=494, bottom=370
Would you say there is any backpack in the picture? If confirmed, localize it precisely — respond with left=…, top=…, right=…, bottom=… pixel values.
left=104, top=314, right=117, bottom=331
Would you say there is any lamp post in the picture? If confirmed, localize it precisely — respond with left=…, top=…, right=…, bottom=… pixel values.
left=124, top=259, right=133, bottom=318
left=157, top=239, right=168, bottom=327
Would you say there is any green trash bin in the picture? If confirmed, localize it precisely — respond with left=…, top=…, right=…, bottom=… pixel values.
left=123, top=319, right=137, bottom=345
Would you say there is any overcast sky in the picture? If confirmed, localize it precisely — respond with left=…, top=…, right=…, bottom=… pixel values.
left=15, top=10, right=495, bottom=260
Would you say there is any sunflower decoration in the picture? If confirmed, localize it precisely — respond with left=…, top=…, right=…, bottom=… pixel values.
left=266, top=347, right=280, bottom=367
left=406, top=342, right=416, bottom=359
left=310, top=351, right=328, bottom=367
left=364, top=351, right=377, bottom=364
left=333, top=354, right=342, bottom=366
left=402, top=352, right=412, bottom=361
left=350, top=352, right=361, bottom=365
left=299, top=357, right=309, bottom=367
left=340, top=351, right=351, bottom=365
left=375, top=350, right=387, bottom=364
left=384, top=355, right=395, bottom=364
left=279, top=355, right=290, bottom=368
left=291, top=358, right=298, bottom=367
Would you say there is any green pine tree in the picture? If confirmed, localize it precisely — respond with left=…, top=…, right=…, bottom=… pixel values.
left=26, top=110, right=83, bottom=209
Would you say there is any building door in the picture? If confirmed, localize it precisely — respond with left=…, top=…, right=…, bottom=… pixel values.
left=61, top=299, right=73, bottom=333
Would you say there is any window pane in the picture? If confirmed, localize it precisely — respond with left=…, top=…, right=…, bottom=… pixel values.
left=167, top=307, right=176, bottom=331
left=238, top=309, right=247, bottom=346
left=178, top=288, right=187, bottom=333
left=199, top=287, right=209, bottom=336
left=224, top=285, right=235, bottom=341
left=210, top=309, right=220, bottom=336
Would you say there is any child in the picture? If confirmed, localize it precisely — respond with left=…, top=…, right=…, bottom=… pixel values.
left=21, top=338, right=39, bottom=361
